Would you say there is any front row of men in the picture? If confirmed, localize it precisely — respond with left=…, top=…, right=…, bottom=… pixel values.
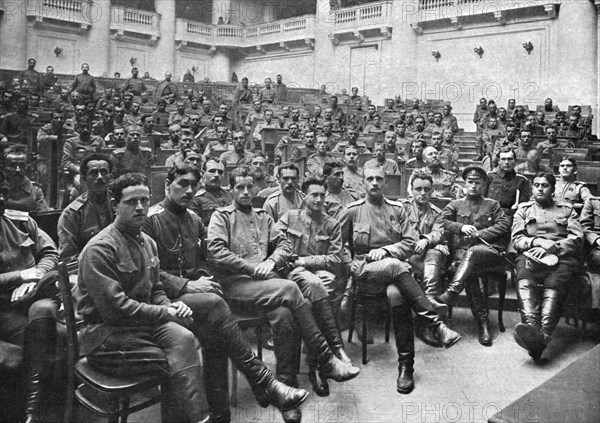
left=1, top=152, right=596, bottom=423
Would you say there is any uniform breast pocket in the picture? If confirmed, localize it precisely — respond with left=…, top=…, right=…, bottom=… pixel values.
left=554, top=217, right=568, bottom=235
left=286, top=229, right=303, bottom=252
left=115, top=260, right=140, bottom=291
left=353, top=224, right=370, bottom=248
left=476, top=214, right=493, bottom=229
left=316, top=235, right=330, bottom=255
left=457, top=211, right=471, bottom=226
left=594, top=210, right=600, bottom=229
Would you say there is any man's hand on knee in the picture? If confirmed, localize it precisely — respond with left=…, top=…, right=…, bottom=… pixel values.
left=168, top=302, right=194, bottom=328
left=183, top=276, right=223, bottom=296
left=254, top=259, right=276, bottom=279
left=366, top=248, right=389, bottom=263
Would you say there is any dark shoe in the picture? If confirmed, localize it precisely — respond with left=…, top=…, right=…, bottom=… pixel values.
left=514, top=323, right=545, bottom=359
left=416, top=324, right=443, bottom=348
left=435, top=323, right=461, bottom=349
left=436, top=291, right=459, bottom=307
left=308, top=366, right=330, bottom=397
left=478, top=323, right=492, bottom=347
left=312, top=298, right=346, bottom=353
left=427, top=296, right=448, bottom=320
left=255, top=379, right=309, bottom=411
left=320, top=355, right=360, bottom=383
left=282, top=408, right=302, bottom=423
left=396, top=364, right=414, bottom=394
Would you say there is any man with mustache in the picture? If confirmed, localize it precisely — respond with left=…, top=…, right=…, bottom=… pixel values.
left=407, top=147, right=459, bottom=200
left=264, top=163, right=305, bottom=222
left=166, top=130, right=196, bottom=167
left=57, top=153, right=114, bottom=259
left=3, top=146, right=48, bottom=212
left=110, top=125, right=154, bottom=179
left=342, top=145, right=365, bottom=198
left=191, top=159, right=232, bottom=226
left=512, top=172, right=583, bottom=362
left=341, top=166, right=460, bottom=394
left=143, top=164, right=309, bottom=422
left=364, top=140, right=400, bottom=175
left=323, top=161, right=359, bottom=207
left=61, top=117, right=105, bottom=186
left=207, top=167, right=359, bottom=423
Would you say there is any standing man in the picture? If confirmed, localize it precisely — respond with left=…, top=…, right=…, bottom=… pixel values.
left=110, top=126, right=154, bottom=179
left=274, top=177, right=356, bottom=397
left=207, top=167, right=360, bottom=422
left=274, top=74, right=288, bottom=103
left=341, top=166, right=460, bottom=394
left=259, top=78, right=275, bottom=104
left=155, top=72, right=179, bottom=99
left=122, top=67, right=146, bottom=96
left=437, top=166, right=510, bottom=346
left=233, top=77, right=253, bottom=104
left=20, top=58, right=41, bottom=92
left=512, top=172, right=583, bottom=361
left=143, top=165, right=309, bottom=422
left=0, top=170, right=59, bottom=423
left=68, top=63, right=96, bottom=102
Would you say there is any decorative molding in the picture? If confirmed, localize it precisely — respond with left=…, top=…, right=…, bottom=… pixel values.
left=523, top=41, right=534, bottom=55
left=544, top=4, right=557, bottom=19
left=328, top=34, right=340, bottom=46
left=474, top=46, right=484, bottom=58
left=279, top=42, right=290, bottom=51
left=112, top=30, right=125, bottom=40
left=494, top=11, right=507, bottom=25
left=256, top=45, right=266, bottom=54
left=208, top=45, right=217, bottom=55
left=432, top=50, right=441, bottom=62
left=354, top=31, right=365, bottom=43
left=450, top=16, right=463, bottom=30
left=380, top=27, right=392, bottom=40
left=305, top=38, right=315, bottom=50
left=176, top=40, right=188, bottom=51
left=149, top=35, right=159, bottom=46
left=411, top=24, right=424, bottom=35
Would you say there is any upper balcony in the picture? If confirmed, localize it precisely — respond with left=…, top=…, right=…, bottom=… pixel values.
left=412, top=0, right=561, bottom=33
left=175, top=15, right=316, bottom=53
left=110, top=5, right=161, bottom=44
left=26, top=0, right=93, bottom=31
left=329, top=0, right=394, bottom=45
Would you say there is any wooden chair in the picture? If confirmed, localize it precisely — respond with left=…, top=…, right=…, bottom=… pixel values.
left=57, top=261, right=166, bottom=423
left=30, top=209, right=63, bottom=245
left=347, top=283, right=391, bottom=365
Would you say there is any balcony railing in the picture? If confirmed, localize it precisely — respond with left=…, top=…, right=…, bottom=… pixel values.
left=333, top=0, right=394, bottom=30
left=26, top=0, right=93, bottom=30
left=175, top=15, right=315, bottom=50
left=415, top=0, right=561, bottom=24
left=110, top=5, right=161, bottom=41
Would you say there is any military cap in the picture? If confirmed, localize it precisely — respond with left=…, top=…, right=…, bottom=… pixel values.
left=461, top=165, right=487, bottom=180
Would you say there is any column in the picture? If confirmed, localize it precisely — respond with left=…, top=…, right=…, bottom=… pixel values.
left=151, top=0, right=176, bottom=77
left=86, top=0, right=111, bottom=76
left=0, top=1, right=28, bottom=69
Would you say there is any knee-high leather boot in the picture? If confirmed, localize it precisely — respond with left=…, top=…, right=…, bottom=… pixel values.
left=437, top=251, right=474, bottom=307
left=292, top=302, right=360, bottom=383
left=23, top=318, right=56, bottom=423
left=514, top=279, right=545, bottom=361
left=339, top=277, right=356, bottom=330
left=392, top=305, right=415, bottom=394
left=215, top=312, right=309, bottom=413
left=312, top=298, right=352, bottom=364
left=540, top=288, right=562, bottom=345
left=164, top=366, right=207, bottom=423
left=422, top=260, right=448, bottom=318
left=394, top=272, right=461, bottom=349
left=306, top=352, right=329, bottom=397
left=203, top=346, right=231, bottom=423
left=464, top=277, right=492, bottom=346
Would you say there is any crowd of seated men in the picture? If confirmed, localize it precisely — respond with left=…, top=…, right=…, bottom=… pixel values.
left=1, top=58, right=599, bottom=423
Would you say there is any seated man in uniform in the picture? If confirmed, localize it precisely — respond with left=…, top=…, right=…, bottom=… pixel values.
left=207, top=167, right=360, bottom=423
left=166, top=130, right=196, bottom=167
left=58, top=154, right=113, bottom=260
left=515, top=149, right=553, bottom=177
left=110, top=125, right=154, bottom=179
left=323, top=161, right=359, bottom=208
left=536, top=126, right=574, bottom=156
left=220, top=131, right=254, bottom=167
left=61, top=116, right=105, bottom=179
left=264, top=163, right=305, bottom=222
left=581, top=197, right=600, bottom=271
left=406, top=138, right=427, bottom=170
left=512, top=172, right=583, bottom=361
left=341, top=166, right=460, bottom=394
left=437, top=166, right=510, bottom=346
left=0, top=170, right=59, bottom=423
left=4, top=146, right=48, bottom=212
left=190, top=159, right=232, bottom=226
left=364, top=140, right=399, bottom=175
left=307, top=136, right=336, bottom=178
left=274, top=177, right=356, bottom=397
left=342, top=145, right=365, bottom=198
left=143, top=164, right=309, bottom=422
left=204, top=125, right=232, bottom=158
left=431, top=131, right=459, bottom=174
left=553, top=157, right=593, bottom=206
left=407, top=147, right=459, bottom=200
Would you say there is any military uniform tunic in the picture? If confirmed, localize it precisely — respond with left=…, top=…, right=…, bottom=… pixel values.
left=7, top=178, right=48, bottom=213
left=190, top=188, right=233, bottom=226
left=110, top=146, right=154, bottom=179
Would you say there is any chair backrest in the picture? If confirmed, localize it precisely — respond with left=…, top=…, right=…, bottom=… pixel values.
left=30, top=209, right=63, bottom=244
left=150, top=166, right=169, bottom=205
